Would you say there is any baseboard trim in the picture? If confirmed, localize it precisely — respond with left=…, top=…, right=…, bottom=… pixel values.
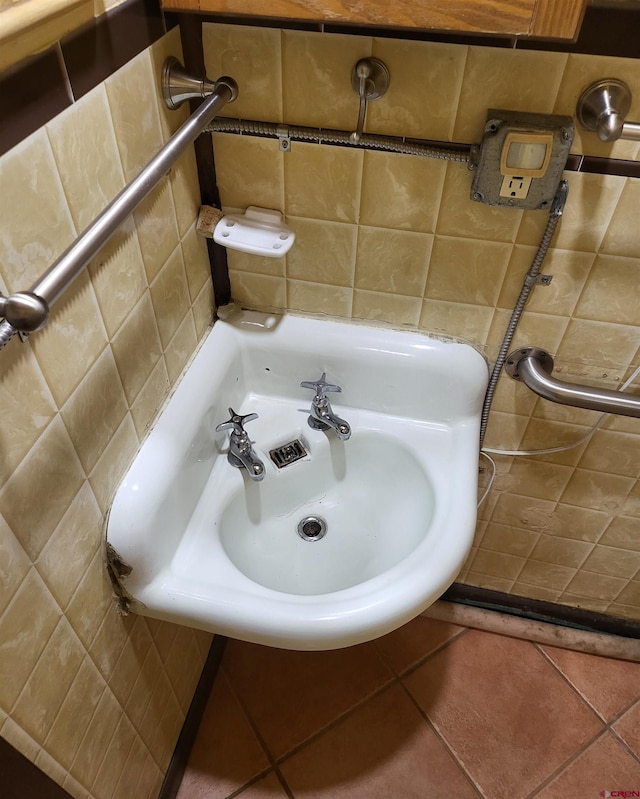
left=158, top=635, right=228, bottom=799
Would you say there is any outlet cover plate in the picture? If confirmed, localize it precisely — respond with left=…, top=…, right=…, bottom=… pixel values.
left=470, top=110, right=574, bottom=210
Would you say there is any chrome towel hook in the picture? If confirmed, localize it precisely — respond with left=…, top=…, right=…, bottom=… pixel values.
left=576, top=78, right=640, bottom=142
left=349, top=57, right=390, bottom=143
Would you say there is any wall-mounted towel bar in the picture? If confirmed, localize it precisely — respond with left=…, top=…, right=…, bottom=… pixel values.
left=506, top=347, right=640, bottom=418
left=0, top=60, right=237, bottom=350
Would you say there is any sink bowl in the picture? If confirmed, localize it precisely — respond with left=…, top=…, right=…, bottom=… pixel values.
left=107, top=307, right=488, bottom=650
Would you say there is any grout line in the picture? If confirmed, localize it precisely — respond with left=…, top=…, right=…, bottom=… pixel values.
left=396, top=678, right=486, bottom=799
left=524, top=727, right=607, bottom=799
left=393, top=627, right=470, bottom=680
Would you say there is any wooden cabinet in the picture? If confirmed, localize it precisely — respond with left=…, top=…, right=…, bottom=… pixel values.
left=161, top=0, right=587, bottom=40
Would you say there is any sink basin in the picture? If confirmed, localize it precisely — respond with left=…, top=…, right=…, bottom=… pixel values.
left=107, top=307, right=488, bottom=650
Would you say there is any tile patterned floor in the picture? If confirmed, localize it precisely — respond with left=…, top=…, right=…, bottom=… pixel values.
left=176, top=617, right=640, bottom=799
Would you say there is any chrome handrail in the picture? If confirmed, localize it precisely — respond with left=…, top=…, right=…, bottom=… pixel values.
left=506, top=347, right=640, bottom=418
left=0, top=61, right=237, bottom=350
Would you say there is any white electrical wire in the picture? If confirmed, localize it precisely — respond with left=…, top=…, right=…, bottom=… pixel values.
left=477, top=451, right=496, bottom=507
left=482, top=361, right=640, bottom=458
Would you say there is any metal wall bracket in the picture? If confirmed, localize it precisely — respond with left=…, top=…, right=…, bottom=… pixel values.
left=576, top=78, right=640, bottom=142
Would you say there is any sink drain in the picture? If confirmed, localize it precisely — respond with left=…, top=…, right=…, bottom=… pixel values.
left=297, top=515, right=327, bottom=542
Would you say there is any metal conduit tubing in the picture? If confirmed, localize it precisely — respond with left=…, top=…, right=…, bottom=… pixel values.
left=0, top=78, right=237, bottom=350
left=478, top=180, right=568, bottom=447
left=208, top=117, right=473, bottom=162
left=514, top=351, right=640, bottom=418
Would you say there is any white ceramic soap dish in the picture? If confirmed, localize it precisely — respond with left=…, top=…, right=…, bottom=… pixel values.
left=213, top=207, right=295, bottom=258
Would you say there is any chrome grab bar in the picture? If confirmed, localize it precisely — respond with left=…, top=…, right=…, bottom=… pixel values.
left=506, top=347, right=640, bottom=418
left=0, top=60, right=238, bottom=350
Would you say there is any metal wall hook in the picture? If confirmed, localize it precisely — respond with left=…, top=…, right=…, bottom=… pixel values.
left=162, top=56, right=238, bottom=110
left=349, top=57, right=390, bottom=143
left=576, top=78, right=640, bottom=142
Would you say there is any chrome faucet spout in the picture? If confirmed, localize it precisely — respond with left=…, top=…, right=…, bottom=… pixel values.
left=300, top=373, right=352, bottom=441
left=215, top=408, right=265, bottom=481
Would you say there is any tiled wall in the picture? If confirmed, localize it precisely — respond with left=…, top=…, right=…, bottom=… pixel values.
left=0, top=14, right=215, bottom=799
left=203, top=23, right=640, bottom=622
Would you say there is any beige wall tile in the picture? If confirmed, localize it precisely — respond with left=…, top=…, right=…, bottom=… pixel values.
left=88, top=413, right=139, bottom=514
left=561, top=468, right=635, bottom=514
left=169, top=148, right=201, bottom=240
left=0, top=129, right=76, bottom=293
left=425, top=235, right=511, bottom=305
left=600, top=177, right=640, bottom=257
left=0, top=418, right=85, bottom=560
left=579, top=429, right=640, bottom=478
left=574, top=253, right=640, bottom=326
left=369, top=39, right=466, bottom=140
left=0, top=341, right=57, bottom=485
left=454, top=47, right=568, bottom=142
left=230, top=271, right=286, bottom=311
left=31, top=271, right=109, bottom=409
left=65, top=548, right=115, bottom=651
left=149, top=244, right=190, bottom=349
left=193, top=280, right=216, bottom=339
left=0, top=515, right=30, bottom=615
left=287, top=279, right=352, bottom=318
left=227, top=247, right=286, bottom=278
left=106, top=50, right=164, bottom=180
left=60, top=346, right=128, bottom=474
left=148, top=26, right=188, bottom=140
left=204, top=23, right=283, bottom=123
left=505, top=458, right=573, bottom=502
left=360, top=151, right=446, bottom=233
left=284, top=142, right=363, bottom=223
left=46, top=85, right=125, bottom=231
left=282, top=30, right=370, bottom=130
left=130, top=357, right=171, bottom=438
left=134, top=181, right=180, bottom=285
left=355, top=227, right=431, bottom=297
left=516, top=559, right=576, bottom=592
left=563, top=570, right=628, bottom=602
left=481, top=410, right=529, bottom=451
left=0, top=569, right=62, bottom=710
left=70, top=687, right=123, bottom=788
left=599, top=516, right=640, bottom=552
left=437, top=161, right=522, bottom=242
left=419, top=299, right=494, bottom=344
left=529, top=535, right=593, bottom=569
left=497, top=246, right=595, bottom=316
left=518, top=418, right=589, bottom=466
left=557, top=318, right=639, bottom=370
left=12, top=618, right=84, bottom=743
left=36, top=482, right=101, bottom=610
left=615, top=581, right=640, bottom=607
left=287, top=218, right=357, bottom=287
left=182, top=227, right=213, bottom=301
left=112, top=291, right=163, bottom=405
left=580, top=544, right=640, bottom=580
left=44, top=656, right=106, bottom=771
left=91, top=714, right=138, bottom=799
left=165, top=312, right=197, bottom=385
left=470, top=549, right=525, bottom=581
left=213, top=134, right=284, bottom=211
left=479, top=522, right=539, bottom=558
left=490, top=492, right=556, bottom=532
left=88, top=219, right=147, bottom=338
left=352, top=290, right=421, bottom=327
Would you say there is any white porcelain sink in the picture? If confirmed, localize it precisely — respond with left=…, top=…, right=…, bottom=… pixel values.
left=107, top=307, right=488, bottom=650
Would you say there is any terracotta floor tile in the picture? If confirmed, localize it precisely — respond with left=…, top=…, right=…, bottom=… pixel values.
left=540, top=644, right=640, bottom=721
left=280, top=683, right=481, bottom=798
left=613, top=699, right=640, bottom=757
left=374, top=616, right=466, bottom=675
left=404, top=630, right=604, bottom=799
left=176, top=672, right=270, bottom=799
left=221, top=638, right=394, bottom=759
left=532, top=732, right=640, bottom=798
left=234, top=772, right=290, bottom=798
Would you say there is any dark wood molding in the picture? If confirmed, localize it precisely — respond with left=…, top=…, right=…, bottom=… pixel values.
left=0, top=737, right=72, bottom=799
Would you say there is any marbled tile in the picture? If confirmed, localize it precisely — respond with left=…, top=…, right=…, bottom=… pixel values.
left=204, top=23, right=283, bottom=123
left=287, top=218, right=357, bottom=287
left=282, top=29, right=370, bottom=130
left=0, top=515, right=30, bottom=615
left=213, top=134, right=285, bottom=212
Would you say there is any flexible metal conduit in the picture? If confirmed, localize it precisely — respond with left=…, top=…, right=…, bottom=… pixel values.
left=506, top=347, right=640, bottom=418
left=0, top=76, right=238, bottom=350
left=209, top=117, right=473, bottom=163
left=478, top=180, right=568, bottom=447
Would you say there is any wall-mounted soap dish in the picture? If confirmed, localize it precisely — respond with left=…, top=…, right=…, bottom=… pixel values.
left=213, top=207, right=295, bottom=258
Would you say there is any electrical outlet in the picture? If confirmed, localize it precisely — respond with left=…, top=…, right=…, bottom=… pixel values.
left=500, top=175, right=532, bottom=199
